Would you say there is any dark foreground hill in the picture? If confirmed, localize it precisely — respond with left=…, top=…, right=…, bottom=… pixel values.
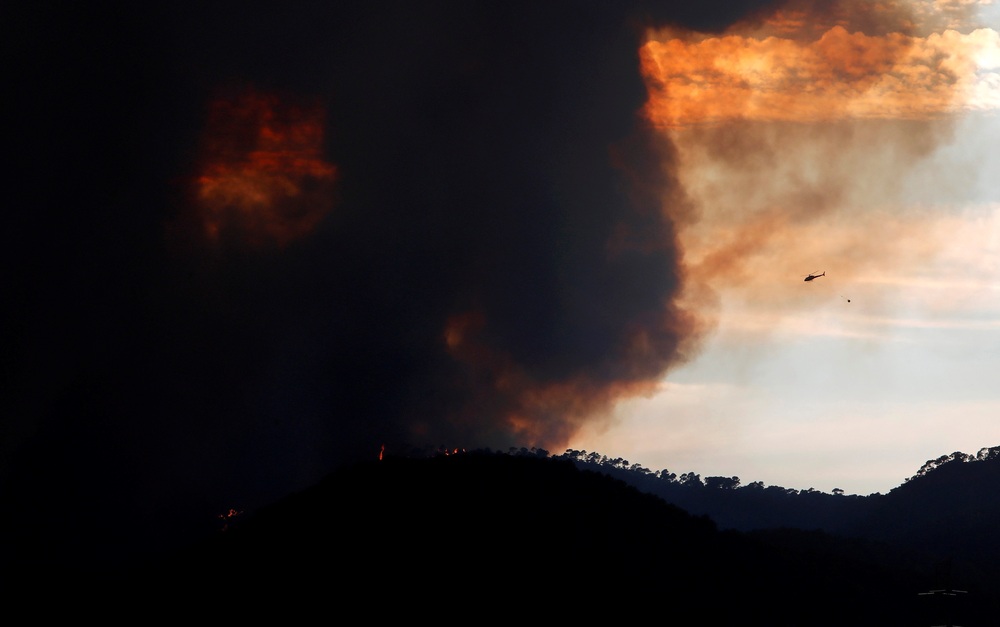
left=91, top=451, right=992, bottom=625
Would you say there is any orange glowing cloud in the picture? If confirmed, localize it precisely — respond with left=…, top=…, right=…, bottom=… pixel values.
left=641, top=24, right=999, bottom=127
left=194, top=88, right=337, bottom=247
left=638, top=3, right=1000, bottom=346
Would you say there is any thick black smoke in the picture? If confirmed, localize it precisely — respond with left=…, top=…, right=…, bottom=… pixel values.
left=3, top=1, right=787, bottom=574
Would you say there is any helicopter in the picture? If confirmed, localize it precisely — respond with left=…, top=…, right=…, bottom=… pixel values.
left=803, top=271, right=825, bottom=282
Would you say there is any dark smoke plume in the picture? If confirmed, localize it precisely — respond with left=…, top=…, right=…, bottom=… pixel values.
left=4, top=0, right=808, bottom=572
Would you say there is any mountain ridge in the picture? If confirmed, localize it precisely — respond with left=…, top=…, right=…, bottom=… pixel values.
left=8, top=445, right=998, bottom=624
left=118, top=447, right=1000, bottom=624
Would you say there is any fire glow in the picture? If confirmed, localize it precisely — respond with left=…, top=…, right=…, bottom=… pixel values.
left=640, top=22, right=999, bottom=128
left=218, top=507, right=243, bottom=532
left=194, top=88, right=338, bottom=247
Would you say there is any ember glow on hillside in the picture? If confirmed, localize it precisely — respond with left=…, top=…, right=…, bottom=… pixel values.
left=195, top=89, right=337, bottom=247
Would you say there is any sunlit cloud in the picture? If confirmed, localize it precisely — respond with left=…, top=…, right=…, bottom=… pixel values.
left=854, top=274, right=1000, bottom=291
left=638, top=2, right=1000, bottom=345
left=641, top=20, right=1000, bottom=128
left=721, top=308, right=1000, bottom=342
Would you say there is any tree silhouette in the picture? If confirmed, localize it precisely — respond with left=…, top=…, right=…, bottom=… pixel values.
left=705, top=476, right=740, bottom=490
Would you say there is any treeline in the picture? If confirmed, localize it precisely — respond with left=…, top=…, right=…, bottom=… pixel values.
left=557, top=444, right=1000, bottom=494
left=435, top=443, right=1000, bottom=535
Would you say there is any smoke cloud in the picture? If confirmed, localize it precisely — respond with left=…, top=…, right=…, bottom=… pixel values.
left=638, top=0, right=997, bottom=324
left=9, top=0, right=974, bottom=572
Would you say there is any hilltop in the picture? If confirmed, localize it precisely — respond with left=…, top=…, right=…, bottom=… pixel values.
left=101, top=448, right=1000, bottom=624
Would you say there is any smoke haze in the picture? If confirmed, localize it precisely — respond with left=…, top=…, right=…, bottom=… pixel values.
left=8, top=0, right=988, bottom=570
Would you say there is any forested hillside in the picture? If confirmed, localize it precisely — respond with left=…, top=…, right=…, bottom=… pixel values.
left=107, top=448, right=1000, bottom=625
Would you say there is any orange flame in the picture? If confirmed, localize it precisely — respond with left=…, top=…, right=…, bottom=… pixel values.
left=218, top=507, right=243, bottom=532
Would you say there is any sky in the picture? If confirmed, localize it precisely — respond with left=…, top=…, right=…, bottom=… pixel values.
left=569, top=0, right=1000, bottom=496
left=3, top=0, right=999, bottom=573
